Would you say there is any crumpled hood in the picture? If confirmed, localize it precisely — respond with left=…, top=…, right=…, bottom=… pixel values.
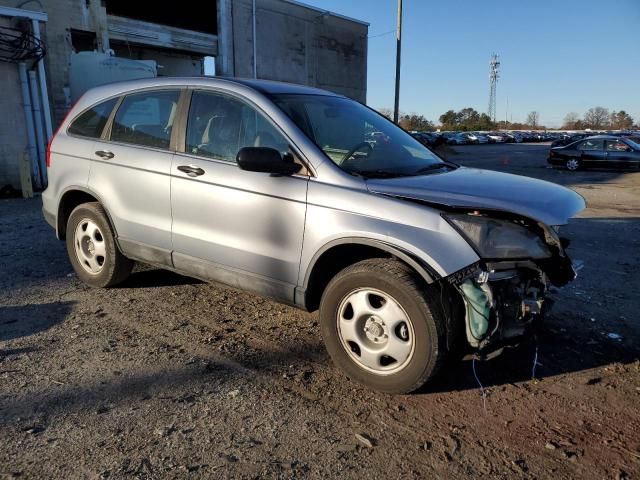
left=367, top=167, right=586, bottom=225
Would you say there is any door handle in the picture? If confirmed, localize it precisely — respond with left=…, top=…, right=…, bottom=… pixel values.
left=95, top=150, right=114, bottom=160
left=177, top=165, right=205, bottom=177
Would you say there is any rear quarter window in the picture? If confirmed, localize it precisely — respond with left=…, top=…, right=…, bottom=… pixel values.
left=67, top=98, right=118, bottom=138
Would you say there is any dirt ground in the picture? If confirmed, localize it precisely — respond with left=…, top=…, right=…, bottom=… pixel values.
left=1, top=143, right=639, bottom=479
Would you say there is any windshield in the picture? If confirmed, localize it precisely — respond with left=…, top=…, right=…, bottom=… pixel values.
left=271, top=94, right=448, bottom=178
left=625, top=137, right=640, bottom=149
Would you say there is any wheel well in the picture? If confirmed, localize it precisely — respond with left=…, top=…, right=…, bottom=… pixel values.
left=57, top=190, right=99, bottom=239
left=305, top=244, right=404, bottom=312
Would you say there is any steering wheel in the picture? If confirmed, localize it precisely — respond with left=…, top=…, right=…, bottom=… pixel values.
left=340, top=141, right=373, bottom=165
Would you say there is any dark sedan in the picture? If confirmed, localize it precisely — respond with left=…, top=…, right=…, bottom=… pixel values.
left=550, top=133, right=589, bottom=148
left=548, top=135, right=640, bottom=171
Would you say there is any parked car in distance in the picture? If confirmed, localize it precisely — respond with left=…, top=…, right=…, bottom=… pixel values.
left=43, top=77, right=585, bottom=393
left=410, top=131, right=443, bottom=148
left=486, top=132, right=505, bottom=143
left=447, top=132, right=471, bottom=145
left=548, top=135, right=640, bottom=171
left=504, top=132, right=523, bottom=143
left=474, top=133, right=489, bottom=144
left=551, top=134, right=588, bottom=148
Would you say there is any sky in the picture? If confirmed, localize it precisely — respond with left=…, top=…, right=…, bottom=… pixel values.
left=302, top=0, right=640, bottom=127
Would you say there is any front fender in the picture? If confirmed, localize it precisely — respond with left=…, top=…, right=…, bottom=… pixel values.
left=299, top=181, right=480, bottom=286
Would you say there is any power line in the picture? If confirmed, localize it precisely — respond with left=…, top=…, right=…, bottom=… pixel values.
left=368, top=29, right=396, bottom=39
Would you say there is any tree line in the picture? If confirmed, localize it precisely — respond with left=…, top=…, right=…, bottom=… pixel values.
left=562, top=108, right=634, bottom=130
left=376, top=106, right=637, bottom=132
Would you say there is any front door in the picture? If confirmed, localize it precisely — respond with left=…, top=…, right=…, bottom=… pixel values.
left=577, top=138, right=606, bottom=167
left=170, top=89, right=308, bottom=300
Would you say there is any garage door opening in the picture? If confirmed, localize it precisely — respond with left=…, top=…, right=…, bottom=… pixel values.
left=105, top=0, right=217, bottom=35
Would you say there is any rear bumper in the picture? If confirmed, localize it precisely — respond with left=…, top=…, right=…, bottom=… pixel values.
left=42, top=205, right=56, bottom=230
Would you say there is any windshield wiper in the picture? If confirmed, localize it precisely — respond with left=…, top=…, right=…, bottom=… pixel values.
left=413, top=162, right=456, bottom=175
left=349, top=169, right=404, bottom=179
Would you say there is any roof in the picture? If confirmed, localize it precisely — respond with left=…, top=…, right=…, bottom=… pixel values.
left=582, top=135, right=629, bottom=140
left=280, top=0, right=370, bottom=27
left=224, top=78, right=342, bottom=97
left=81, top=75, right=342, bottom=99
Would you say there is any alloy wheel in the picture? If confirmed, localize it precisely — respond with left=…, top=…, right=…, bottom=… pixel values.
left=566, top=158, right=580, bottom=171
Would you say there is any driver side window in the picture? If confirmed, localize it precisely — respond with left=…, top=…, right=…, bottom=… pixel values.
left=578, top=139, right=604, bottom=151
left=186, top=91, right=289, bottom=163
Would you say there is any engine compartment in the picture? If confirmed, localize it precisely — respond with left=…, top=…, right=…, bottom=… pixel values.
left=447, top=252, right=577, bottom=355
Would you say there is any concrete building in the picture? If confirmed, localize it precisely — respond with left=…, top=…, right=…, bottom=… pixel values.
left=0, top=0, right=368, bottom=191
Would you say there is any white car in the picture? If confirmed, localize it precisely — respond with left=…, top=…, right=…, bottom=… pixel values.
left=448, top=133, right=470, bottom=145
left=487, top=133, right=505, bottom=143
left=465, top=133, right=479, bottom=143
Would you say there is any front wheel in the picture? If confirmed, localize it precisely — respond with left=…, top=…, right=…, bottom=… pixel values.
left=319, top=259, right=446, bottom=393
left=566, top=158, right=581, bottom=171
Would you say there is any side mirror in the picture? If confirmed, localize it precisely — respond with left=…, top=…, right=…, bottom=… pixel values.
left=236, top=147, right=302, bottom=176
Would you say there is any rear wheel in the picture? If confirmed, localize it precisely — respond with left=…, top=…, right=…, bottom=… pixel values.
left=66, top=202, right=133, bottom=287
left=566, top=158, right=581, bottom=171
left=319, top=259, right=446, bottom=393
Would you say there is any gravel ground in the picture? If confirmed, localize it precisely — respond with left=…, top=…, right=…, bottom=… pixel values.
left=1, top=144, right=639, bottom=479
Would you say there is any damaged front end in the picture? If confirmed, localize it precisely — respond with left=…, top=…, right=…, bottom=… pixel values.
left=443, top=211, right=580, bottom=356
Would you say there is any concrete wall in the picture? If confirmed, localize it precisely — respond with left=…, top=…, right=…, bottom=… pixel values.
left=0, top=16, right=27, bottom=188
left=0, top=0, right=367, bottom=189
left=228, top=0, right=368, bottom=102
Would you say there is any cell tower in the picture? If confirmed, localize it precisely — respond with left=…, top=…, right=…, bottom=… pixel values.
left=488, top=54, right=500, bottom=123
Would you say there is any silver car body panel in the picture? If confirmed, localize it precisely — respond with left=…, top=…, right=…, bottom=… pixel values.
left=41, top=134, right=95, bottom=232
left=366, top=167, right=586, bottom=226
left=42, top=76, right=584, bottom=310
left=299, top=179, right=480, bottom=285
left=170, top=152, right=308, bottom=289
left=88, top=141, right=174, bottom=253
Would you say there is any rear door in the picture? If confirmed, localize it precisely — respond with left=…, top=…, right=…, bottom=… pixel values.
left=170, top=89, right=308, bottom=300
left=604, top=139, right=640, bottom=168
left=89, top=88, right=183, bottom=265
left=577, top=138, right=606, bottom=166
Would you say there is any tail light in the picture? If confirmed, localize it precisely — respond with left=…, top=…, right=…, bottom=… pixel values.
left=46, top=137, right=53, bottom=167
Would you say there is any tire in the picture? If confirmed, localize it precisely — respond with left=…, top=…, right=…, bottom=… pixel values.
left=319, top=259, right=447, bottom=393
left=66, top=202, right=133, bottom=287
left=566, top=158, right=581, bottom=171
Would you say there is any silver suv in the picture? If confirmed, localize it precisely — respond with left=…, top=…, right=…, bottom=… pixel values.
left=42, top=77, right=585, bottom=393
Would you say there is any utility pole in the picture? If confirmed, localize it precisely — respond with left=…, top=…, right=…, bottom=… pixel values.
left=252, top=0, right=257, bottom=78
left=393, top=0, right=402, bottom=123
left=505, top=97, right=509, bottom=129
left=488, top=53, right=500, bottom=123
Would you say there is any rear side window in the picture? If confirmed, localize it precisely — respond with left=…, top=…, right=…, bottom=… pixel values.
left=577, top=139, right=604, bottom=151
left=111, top=90, right=181, bottom=149
left=68, top=98, right=117, bottom=138
left=605, top=140, right=631, bottom=152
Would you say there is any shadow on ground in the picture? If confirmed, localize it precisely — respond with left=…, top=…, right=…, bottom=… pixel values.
left=0, top=301, right=74, bottom=342
left=118, top=269, right=203, bottom=289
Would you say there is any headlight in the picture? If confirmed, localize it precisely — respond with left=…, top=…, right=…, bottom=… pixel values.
left=445, top=214, right=551, bottom=259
